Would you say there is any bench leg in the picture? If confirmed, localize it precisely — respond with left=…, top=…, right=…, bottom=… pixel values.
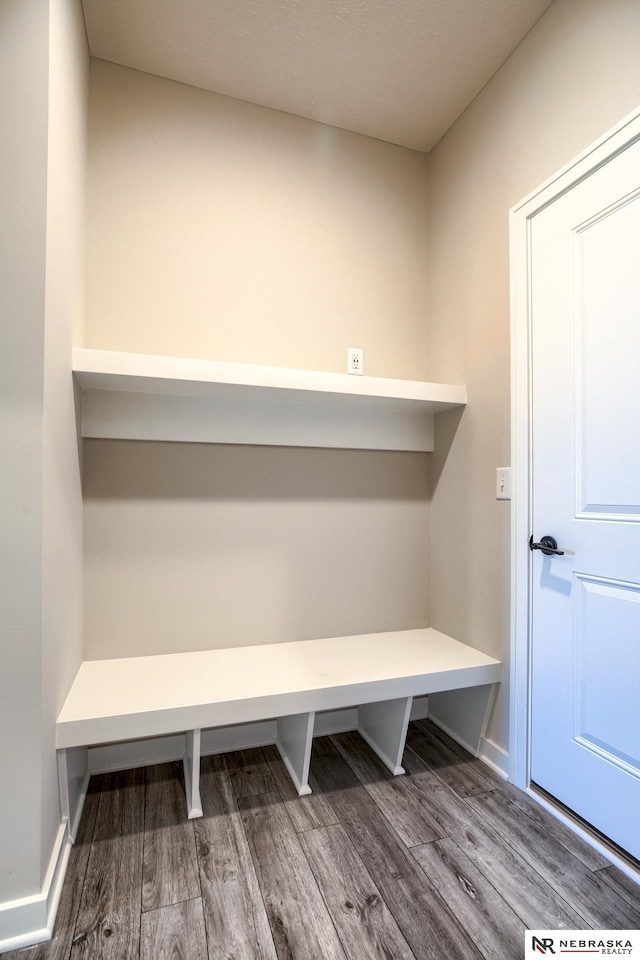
left=56, top=747, right=89, bottom=843
left=479, top=683, right=500, bottom=753
left=183, top=729, right=203, bottom=819
left=358, top=696, right=413, bottom=775
left=427, top=682, right=500, bottom=758
left=276, top=712, right=315, bottom=796
left=57, top=747, right=89, bottom=843
left=58, top=749, right=71, bottom=835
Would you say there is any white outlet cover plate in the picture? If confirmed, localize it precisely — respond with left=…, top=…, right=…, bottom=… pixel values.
left=347, top=347, right=363, bottom=375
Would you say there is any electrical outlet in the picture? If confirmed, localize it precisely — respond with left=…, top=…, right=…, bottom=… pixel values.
left=496, top=467, right=511, bottom=500
left=347, top=347, right=363, bottom=375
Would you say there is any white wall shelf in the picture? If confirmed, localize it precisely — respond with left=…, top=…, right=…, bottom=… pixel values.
left=73, top=348, right=466, bottom=451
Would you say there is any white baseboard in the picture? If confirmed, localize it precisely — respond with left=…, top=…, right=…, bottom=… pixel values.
left=478, top=736, right=510, bottom=780
left=0, top=821, right=71, bottom=955
left=427, top=715, right=509, bottom=780
left=70, top=772, right=91, bottom=841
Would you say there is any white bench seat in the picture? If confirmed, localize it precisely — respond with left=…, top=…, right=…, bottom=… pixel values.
left=57, top=628, right=501, bottom=824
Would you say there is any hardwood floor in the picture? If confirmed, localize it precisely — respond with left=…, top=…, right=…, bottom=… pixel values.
left=8, top=720, right=640, bottom=960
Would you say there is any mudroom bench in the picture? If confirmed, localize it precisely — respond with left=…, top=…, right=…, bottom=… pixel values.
left=56, top=627, right=501, bottom=830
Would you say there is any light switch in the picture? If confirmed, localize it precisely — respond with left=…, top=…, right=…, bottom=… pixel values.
left=496, top=467, right=511, bottom=500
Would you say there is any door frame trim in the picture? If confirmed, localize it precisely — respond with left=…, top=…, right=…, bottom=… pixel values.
left=508, top=105, right=640, bottom=789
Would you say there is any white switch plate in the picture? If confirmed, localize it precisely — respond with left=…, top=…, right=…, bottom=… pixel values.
left=496, top=467, right=511, bottom=500
left=347, top=347, right=363, bottom=375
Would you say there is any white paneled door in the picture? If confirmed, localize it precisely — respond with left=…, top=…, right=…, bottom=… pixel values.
left=529, top=135, right=640, bottom=860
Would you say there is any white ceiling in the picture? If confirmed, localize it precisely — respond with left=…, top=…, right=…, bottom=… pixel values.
left=81, top=0, right=555, bottom=152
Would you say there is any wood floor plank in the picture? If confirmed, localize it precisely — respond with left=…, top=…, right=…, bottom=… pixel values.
left=143, top=762, right=201, bottom=912
left=331, top=731, right=446, bottom=846
left=195, top=754, right=277, bottom=960
left=407, top=720, right=501, bottom=798
left=467, top=789, right=640, bottom=928
left=226, top=747, right=278, bottom=799
left=237, top=791, right=347, bottom=960
left=3, top=778, right=101, bottom=960
left=140, top=898, right=208, bottom=960
left=300, top=823, right=415, bottom=960
left=263, top=744, right=338, bottom=834
left=497, top=781, right=610, bottom=871
left=310, top=736, right=483, bottom=960
left=398, top=746, right=585, bottom=930
left=596, top=865, right=640, bottom=915
left=69, top=768, right=145, bottom=960
left=412, top=838, right=525, bottom=960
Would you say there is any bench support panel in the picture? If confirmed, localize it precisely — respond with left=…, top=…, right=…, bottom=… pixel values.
left=427, top=682, right=500, bottom=758
left=276, top=711, right=315, bottom=796
left=57, top=747, right=90, bottom=843
left=358, top=696, right=413, bottom=775
left=183, top=728, right=203, bottom=819
left=58, top=749, right=71, bottom=835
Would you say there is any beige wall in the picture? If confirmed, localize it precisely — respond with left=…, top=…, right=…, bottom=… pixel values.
left=427, top=0, right=640, bottom=751
left=86, top=60, right=430, bottom=379
left=83, top=63, right=433, bottom=661
left=83, top=441, right=430, bottom=658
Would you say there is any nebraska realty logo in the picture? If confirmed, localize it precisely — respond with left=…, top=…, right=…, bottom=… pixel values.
left=527, top=931, right=640, bottom=956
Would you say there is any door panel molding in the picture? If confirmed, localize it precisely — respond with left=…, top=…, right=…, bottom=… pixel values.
left=573, top=573, right=640, bottom=772
left=573, top=192, right=640, bottom=522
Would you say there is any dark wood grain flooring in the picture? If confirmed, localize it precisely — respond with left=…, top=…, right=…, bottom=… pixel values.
left=195, top=754, right=276, bottom=960
left=299, top=823, right=415, bottom=960
left=140, top=898, right=208, bottom=960
left=142, top=762, right=201, bottom=912
left=70, top=768, right=145, bottom=960
left=238, top=792, right=346, bottom=960
left=7, top=720, right=640, bottom=960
